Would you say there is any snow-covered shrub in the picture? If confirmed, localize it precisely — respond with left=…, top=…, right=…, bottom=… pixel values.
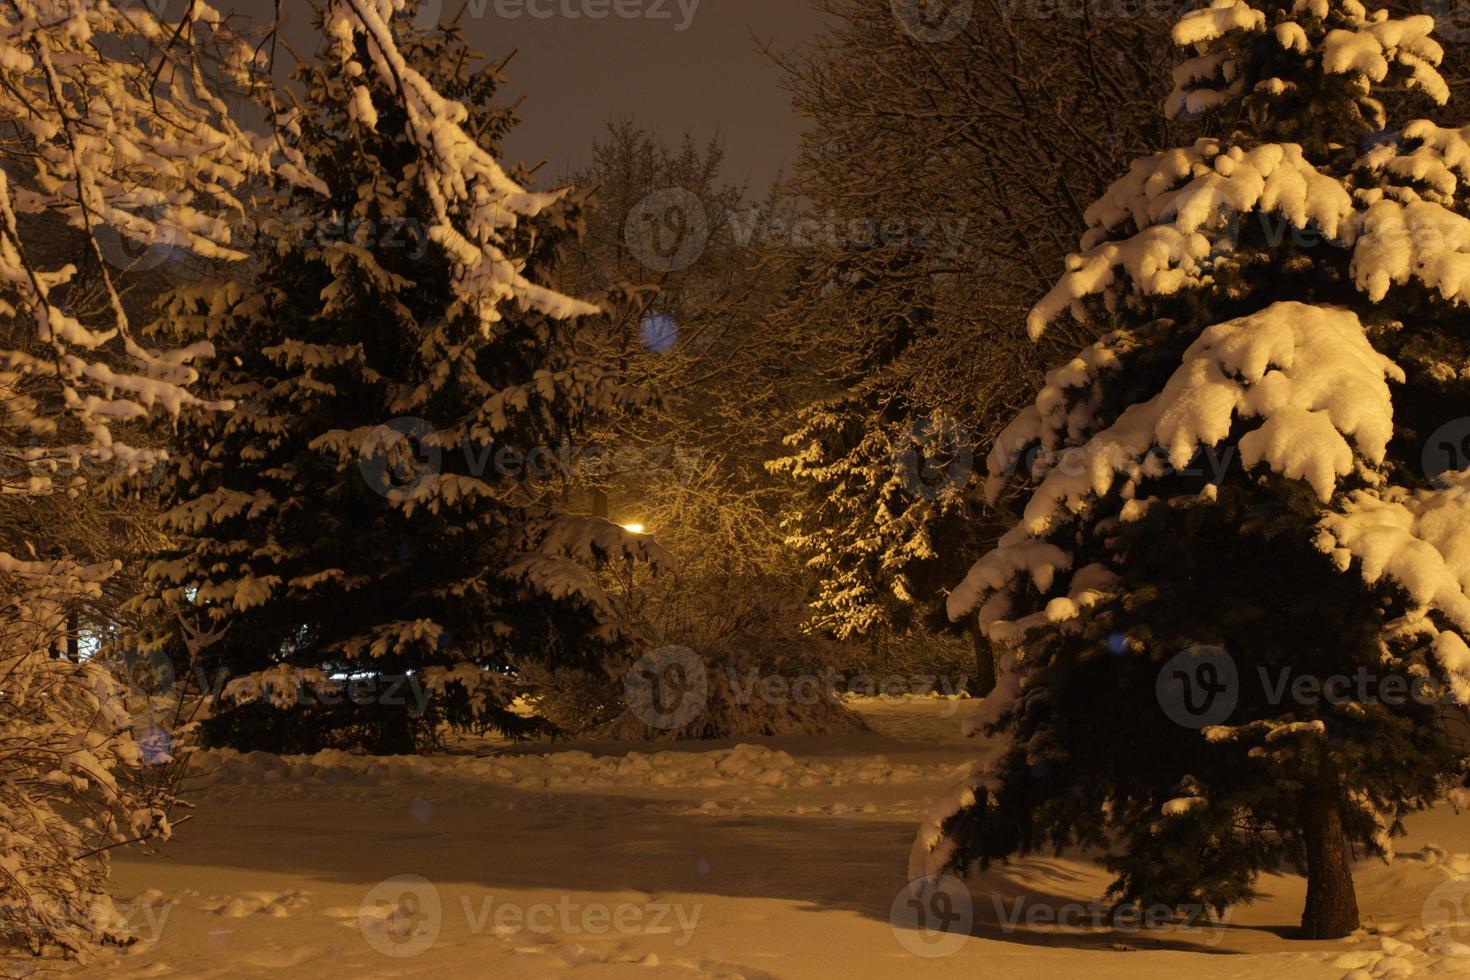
left=578, top=459, right=869, bottom=739
left=519, top=664, right=623, bottom=735
left=0, top=556, right=171, bottom=958
left=0, top=0, right=277, bottom=958
left=595, top=661, right=870, bottom=742
left=839, top=627, right=974, bottom=682
left=766, top=0, right=1191, bottom=697
left=545, top=122, right=867, bottom=738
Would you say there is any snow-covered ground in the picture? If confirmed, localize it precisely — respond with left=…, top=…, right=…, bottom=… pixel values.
left=11, top=697, right=1470, bottom=979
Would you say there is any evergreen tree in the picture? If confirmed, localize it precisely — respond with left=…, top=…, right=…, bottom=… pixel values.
left=138, top=3, right=660, bottom=754
left=916, top=0, right=1470, bottom=939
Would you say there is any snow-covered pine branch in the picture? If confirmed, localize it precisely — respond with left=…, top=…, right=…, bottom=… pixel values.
left=322, top=0, right=598, bottom=328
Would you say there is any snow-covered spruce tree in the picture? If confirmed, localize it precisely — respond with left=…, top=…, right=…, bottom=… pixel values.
left=139, top=1, right=662, bottom=754
left=914, top=0, right=1470, bottom=940
left=0, top=1, right=276, bottom=957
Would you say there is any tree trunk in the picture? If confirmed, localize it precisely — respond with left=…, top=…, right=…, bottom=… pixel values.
left=868, top=626, right=890, bottom=669
left=373, top=706, right=418, bottom=756
left=969, top=622, right=997, bottom=697
left=1299, top=794, right=1360, bottom=939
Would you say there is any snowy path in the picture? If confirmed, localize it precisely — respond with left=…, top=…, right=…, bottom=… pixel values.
left=14, top=698, right=1470, bottom=978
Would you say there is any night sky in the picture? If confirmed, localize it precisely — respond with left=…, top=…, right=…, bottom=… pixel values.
left=252, top=0, right=832, bottom=189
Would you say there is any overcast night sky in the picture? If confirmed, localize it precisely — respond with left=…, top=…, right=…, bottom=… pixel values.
left=257, top=0, right=832, bottom=190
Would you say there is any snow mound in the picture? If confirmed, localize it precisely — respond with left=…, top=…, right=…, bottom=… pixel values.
left=1328, top=847, right=1470, bottom=979
left=187, top=742, right=950, bottom=798
left=203, top=889, right=310, bottom=919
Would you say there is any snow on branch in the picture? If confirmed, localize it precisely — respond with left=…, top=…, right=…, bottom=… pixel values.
left=1028, top=141, right=1354, bottom=338
left=0, top=1, right=279, bottom=492
left=0, top=2, right=283, bottom=956
left=1168, top=0, right=1446, bottom=123
left=323, top=0, right=598, bottom=328
left=952, top=302, right=1402, bottom=633
left=1320, top=473, right=1470, bottom=695
left=1027, top=133, right=1470, bottom=339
